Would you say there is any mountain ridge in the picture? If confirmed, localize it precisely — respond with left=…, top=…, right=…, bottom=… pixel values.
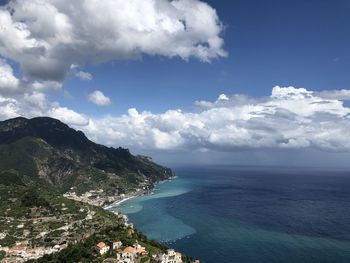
left=0, top=117, right=191, bottom=263
left=0, top=116, right=174, bottom=195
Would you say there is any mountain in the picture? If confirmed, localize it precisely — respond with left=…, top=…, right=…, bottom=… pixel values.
left=0, top=117, right=173, bottom=195
left=0, top=117, right=190, bottom=263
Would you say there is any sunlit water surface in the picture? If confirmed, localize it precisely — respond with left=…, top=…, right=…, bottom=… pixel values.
left=110, top=166, right=350, bottom=263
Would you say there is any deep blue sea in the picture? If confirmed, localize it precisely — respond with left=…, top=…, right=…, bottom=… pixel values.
left=110, top=166, right=350, bottom=263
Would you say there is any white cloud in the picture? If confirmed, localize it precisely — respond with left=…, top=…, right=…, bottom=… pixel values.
left=217, top=94, right=229, bottom=101
left=75, top=71, right=92, bottom=81
left=0, top=0, right=226, bottom=81
left=82, top=86, right=350, bottom=152
left=316, top=89, right=350, bottom=101
left=0, top=59, right=63, bottom=96
left=88, top=90, right=111, bottom=106
left=0, top=96, right=19, bottom=119
left=47, top=106, right=89, bottom=126
left=1, top=85, right=350, bottom=153
left=0, top=91, right=88, bottom=126
left=0, top=59, right=20, bottom=93
left=69, top=65, right=93, bottom=81
left=30, top=80, right=62, bottom=92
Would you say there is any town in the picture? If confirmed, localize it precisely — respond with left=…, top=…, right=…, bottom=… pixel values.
left=94, top=239, right=191, bottom=263
left=0, top=199, right=200, bottom=263
left=63, top=182, right=152, bottom=208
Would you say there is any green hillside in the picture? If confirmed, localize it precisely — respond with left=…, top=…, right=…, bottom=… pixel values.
left=0, top=117, right=185, bottom=263
left=0, top=117, right=174, bottom=194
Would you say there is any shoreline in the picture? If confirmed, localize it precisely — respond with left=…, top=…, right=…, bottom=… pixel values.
left=103, top=195, right=137, bottom=210
left=104, top=176, right=177, bottom=210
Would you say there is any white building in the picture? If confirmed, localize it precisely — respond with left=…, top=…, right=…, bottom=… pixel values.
left=95, top=242, right=109, bottom=255
left=120, top=246, right=135, bottom=262
left=159, top=249, right=182, bottom=263
left=112, top=241, right=123, bottom=250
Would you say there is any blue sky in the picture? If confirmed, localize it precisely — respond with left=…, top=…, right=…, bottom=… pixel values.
left=1, top=0, right=350, bottom=166
left=52, top=0, right=350, bottom=116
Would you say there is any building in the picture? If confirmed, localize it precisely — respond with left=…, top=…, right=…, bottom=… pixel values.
left=95, top=242, right=109, bottom=255
left=112, top=241, right=123, bottom=250
left=120, top=243, right=148, bottom=261
left=121, top=246, right=136, bottom=262
left=133, top=243, right=147, bottom=256
left=159, top=249, right=183, bottom=263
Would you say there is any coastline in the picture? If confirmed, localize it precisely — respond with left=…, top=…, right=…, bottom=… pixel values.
left=104, top=176, right=177, bottom=210
left=103, top=195, right=137, bottom=209
left=107, top=175, right=197, bottom=245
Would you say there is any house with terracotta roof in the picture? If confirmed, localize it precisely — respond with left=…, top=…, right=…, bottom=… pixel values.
left=121, top=246, right=136, bottom=262
left=120, top=243, right=148, bottom=261
left=95, top=241, right=109, bottom=255
left=122, top=246, right=136, bottom=254
left=133, top=243, right=148, bottom=256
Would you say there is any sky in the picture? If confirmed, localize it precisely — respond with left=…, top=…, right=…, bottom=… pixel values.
left=0, top=0, right=350, bottom=167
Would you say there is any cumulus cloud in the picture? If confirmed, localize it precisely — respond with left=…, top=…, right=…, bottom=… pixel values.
left=0, top=0, right=226, bottom=81
left=0, top=60, right=87, bottom=126
left=0, top=58, right=63, bottom=95
left=0, top=91, right=88, bottom=126
left=69, top=65, right=92, bottom=81
left=316, top=89, right=350, bottom=101
left=30, top=80, right=62, bottom=92
left=88, top=90, right=111, bottom=106
left=0, top=59, right=20, bottom=93
left=0, top=94, right=88, bottom=126
left=1, top=85, right=350, bottom=153
left=47, top=106, right=89, bottom=126
left=75, top=71, right=92, bottom=81
left=81, top=86, right=350, bottom=152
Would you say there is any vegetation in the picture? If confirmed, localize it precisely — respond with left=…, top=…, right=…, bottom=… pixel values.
left=0, top=117, right=173, bottom=195
left=0, top=251, right=5, bottom=260
left=0, top=177, right=171, bottom=262
left=29, top=226, right=167, bottom=263
left=0, top=117, right=181, bottom=262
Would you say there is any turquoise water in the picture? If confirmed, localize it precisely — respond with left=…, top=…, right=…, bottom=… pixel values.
left=110, top=167, right=350, bottom=263
left=114, top=178, right=195, bottom=242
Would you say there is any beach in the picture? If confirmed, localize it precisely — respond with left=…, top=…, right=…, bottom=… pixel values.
left=103, top=195, right=137, bottom=209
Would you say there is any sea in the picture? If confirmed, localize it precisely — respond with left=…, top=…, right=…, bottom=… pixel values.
left=109, top=166, right=350, bottom=263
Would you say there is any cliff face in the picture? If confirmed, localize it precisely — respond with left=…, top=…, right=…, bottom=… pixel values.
left=0, top=117, right=173, bottom=193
